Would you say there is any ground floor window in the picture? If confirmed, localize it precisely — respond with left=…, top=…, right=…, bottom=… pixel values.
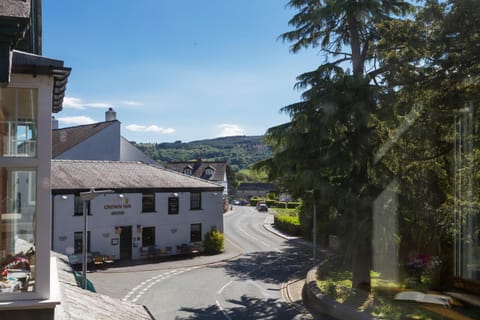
left=190, top=223, right=202, bottom=242
left=142, top=227, right=155, bottom=247
left=74, top=231, right=90, bottom=254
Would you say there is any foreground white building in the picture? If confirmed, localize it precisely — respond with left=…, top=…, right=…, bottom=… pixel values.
left=51, top=160, right=224, bottom=261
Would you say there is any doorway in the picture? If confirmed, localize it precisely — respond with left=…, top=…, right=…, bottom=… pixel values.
left=119, top=225, right=132, bottom=260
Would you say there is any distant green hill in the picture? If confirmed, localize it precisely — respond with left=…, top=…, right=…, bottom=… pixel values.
left=133, top=135, right=272, bottom=170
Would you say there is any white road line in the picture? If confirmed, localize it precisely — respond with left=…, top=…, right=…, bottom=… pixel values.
left=123, top=267, right=199, bottom=303
left=216, top=280, right=233, bottom=320
left=238, top=224, right=270, bottom=248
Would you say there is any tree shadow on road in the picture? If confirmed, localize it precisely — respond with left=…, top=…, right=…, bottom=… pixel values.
left=212, top=244, right=313, bottom=284
left=176, top=295, right=300, bottom=320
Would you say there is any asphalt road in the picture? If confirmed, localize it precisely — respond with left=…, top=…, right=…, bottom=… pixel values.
left=89, top=206, right=315, bottom=319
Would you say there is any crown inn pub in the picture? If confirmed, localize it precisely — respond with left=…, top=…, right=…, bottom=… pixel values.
left=51, top=160, right=224, bottom=262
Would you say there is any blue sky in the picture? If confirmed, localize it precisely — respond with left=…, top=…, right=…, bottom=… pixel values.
left=42, top=1, right=320, bottom=143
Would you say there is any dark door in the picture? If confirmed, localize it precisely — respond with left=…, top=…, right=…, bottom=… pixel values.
left=119, top=225, right=132, bottom=260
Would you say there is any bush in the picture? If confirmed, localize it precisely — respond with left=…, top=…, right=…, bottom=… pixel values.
left=203, top=230, right=224, bottom=254
left=274, top=213, right=301, bottom=236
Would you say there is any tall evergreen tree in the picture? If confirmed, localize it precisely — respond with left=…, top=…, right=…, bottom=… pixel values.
left=257, top=0, right=413, bottom=291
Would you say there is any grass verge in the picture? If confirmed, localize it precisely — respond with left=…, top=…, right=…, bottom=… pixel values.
left=316, top=258, right=480, bottom=319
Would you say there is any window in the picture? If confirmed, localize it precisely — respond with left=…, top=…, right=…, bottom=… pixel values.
left=204, top=168, right=214, bottom=176
left=74, top=195, right=91, bottom=216
left=0, top=88, right=37, bottom=157
left=74, top=231, right=90, bottom=254
left=183, top=168, right=192, bottom=175
left=168, top=197, right=179, bottom=215
left=142, top=227, right=155, bottom=247
left=190, top=224, right=202, bottom=242
left=190, top=192, right=202, bottom=210
left=0, top=168, right=36, bottom=291
left=142, top=193, right=155, bottom=212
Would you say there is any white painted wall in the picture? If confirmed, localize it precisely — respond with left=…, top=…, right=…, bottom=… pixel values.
left=119, top=137, right=159, bottom=165
left=56, top=121, right=121, bottom=160
left=52, top=191, right=224, bottom=260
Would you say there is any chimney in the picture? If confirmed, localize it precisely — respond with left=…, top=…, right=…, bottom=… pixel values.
left=52, top=116, right=59, bottom=129
left=105, top=107, right=117, bottom=121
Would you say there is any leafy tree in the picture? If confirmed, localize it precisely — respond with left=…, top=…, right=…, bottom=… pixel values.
left=257, top=0, right=413, bottom=291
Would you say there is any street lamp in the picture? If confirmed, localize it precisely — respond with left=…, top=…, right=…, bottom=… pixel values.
left=306, top=190, right=317, bottom=266
left=80, top=188, right=113, bottom=289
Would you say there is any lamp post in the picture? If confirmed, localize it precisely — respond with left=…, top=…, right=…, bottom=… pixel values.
left=306, top=190, right=317, bottom=266
left=80, top=188, right=113, bottom=289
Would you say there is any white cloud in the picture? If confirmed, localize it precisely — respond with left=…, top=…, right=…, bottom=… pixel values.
left=125, top=124, right=175, bottom=134
left=57, top=116, right=96, bottom=125
left=218, top=124, right=245, bottom=137
left=63, top=97, right=111, bottom=110
left=120, top=100, right=143, bottom=106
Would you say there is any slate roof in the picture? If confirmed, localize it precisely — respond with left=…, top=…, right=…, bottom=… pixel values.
left=52, top=121, right=117, bottom=158
left=0, top=0, right=30, bottom=19
left=165, top=160, right=227, bottom=182
left=51, top=160, right=224, bottom=192
left=53, top=252, right=153, bottom=320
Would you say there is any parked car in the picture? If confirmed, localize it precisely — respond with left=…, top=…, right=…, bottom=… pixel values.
left=257, top=203, right=268, bottom=212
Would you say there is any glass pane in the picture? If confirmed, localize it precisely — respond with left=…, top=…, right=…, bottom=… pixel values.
left=455, top=107, right=480, bottom=282
left=0, top=88, right=38, bottom=157
left=0, top=168, right=36, bottom=293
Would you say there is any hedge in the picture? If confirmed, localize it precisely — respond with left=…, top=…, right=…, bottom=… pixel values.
left=274, top=213, right=301, bottom=236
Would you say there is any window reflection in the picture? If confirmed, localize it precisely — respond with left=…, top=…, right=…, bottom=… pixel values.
left=0, top=168, right=36, bottom=293
left=0, top=88, right=38, bottom=157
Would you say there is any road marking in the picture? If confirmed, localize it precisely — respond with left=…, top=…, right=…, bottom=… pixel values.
left=122, top=266, right=199, bottom=303
left=238, top=224, right=270, bottom=248
left=216, top=280, right=233, bottom=320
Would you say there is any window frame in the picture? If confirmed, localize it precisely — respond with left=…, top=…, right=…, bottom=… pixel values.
left=74, top=195, right=91, bottom=216
left=73, top=231, right=91, bottom=254
left=190, top=223, right=202, bottom=242
left=190, top=192, right=202, bottom=210
left=168, top=197, right=179, bottom=215
left=0, top=76, right=54, bottom=301
left=142, top=192, right=155, bottom=213
left=141, top=227, right=155, bottom=247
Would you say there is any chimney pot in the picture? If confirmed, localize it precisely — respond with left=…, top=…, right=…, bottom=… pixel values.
left=52, top=116, right=59, bottom=129
left=106, top=108, right=117, bottom=121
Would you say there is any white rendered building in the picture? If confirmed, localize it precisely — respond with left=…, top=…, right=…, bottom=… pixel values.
left=51, top=160, right=224, bottom=261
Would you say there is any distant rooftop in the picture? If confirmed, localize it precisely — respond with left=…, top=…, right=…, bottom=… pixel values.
left=165, top=160, right=227, bottom=182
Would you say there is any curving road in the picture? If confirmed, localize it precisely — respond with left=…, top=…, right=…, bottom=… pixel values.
left=89, top=206, right=314, bottom=319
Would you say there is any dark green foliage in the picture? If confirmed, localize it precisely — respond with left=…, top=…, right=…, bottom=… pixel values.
left=203, top=230, right=224, bottom=254
left=133, top=136, right=272, bottom=171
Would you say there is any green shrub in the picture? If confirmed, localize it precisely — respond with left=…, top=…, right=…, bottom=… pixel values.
left=203, top=230, right=224, bottom=254
left=274, top=213, right=301, bottom=236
